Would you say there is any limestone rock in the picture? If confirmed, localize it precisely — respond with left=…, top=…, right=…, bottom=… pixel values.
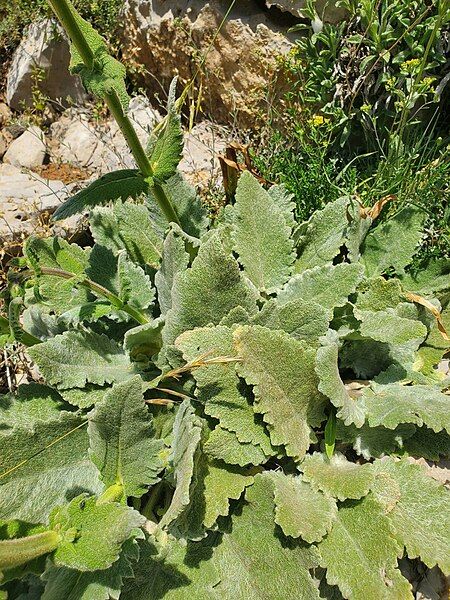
left=6, top=19, right=87, bottom=111
left=120, top=0, right=294, bottom=126
left=3, top=126, right=47, bottom=169
left=265, top=1, right=347, bottom=22
left=50, top=96, right=160, bottom=173
left=0, top=163, right=80, bottom=242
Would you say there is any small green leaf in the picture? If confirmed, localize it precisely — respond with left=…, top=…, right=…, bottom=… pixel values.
left=266, top=471, right=337, bottom=543
left=234, top=325, right=326, bottom=459
left=147, top=78, right=183, bottom=184
left=88, top=377, right=163, bottom=498
left=155, top=228, right=190, bottom=316
left=300, top=452, right=375, bottom=501
left=231, top=172, right=295, bottom=292
left=204, top=426, right=269, bottom=467
left=28, top=330, right=134, bottom=390
left=373, top=458, right=450, bottom=572
left=51, top=496, right=144, bottom=572
left=53, top=171, right=148, bottom=221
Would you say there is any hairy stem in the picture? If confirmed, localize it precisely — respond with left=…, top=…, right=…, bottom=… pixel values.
left=36, top=267, right=150, bottom=325
left=46, top=0, right=182, bottom=228
left=0, top=530, right=61, bottom=570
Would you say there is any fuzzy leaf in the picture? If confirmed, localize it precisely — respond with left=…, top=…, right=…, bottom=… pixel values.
left=354, top=307, right=427, bottom=346
left=163, top=232, right=258, bottom=350
left=373, top=458, right=450, bottom=572
left=58, top=301, right=119, bottom=326
left=24, top=237, right=90, bottom=312
left=90, top=203, right=162, bottom=268
left=401, top=427, right=450, bottom=461
left=147, top=79, right=183, bottom=184
left=124, top=319, right=164, bottom=362
left=69, top=12, right=129, bottom=109
left=361, top=206, right=424, bottom=276
left=59, top=386, right=109, bottom=410
left=158, top=401, right=203, bottom=531
left=203, top=460, right=254, bottom=528
left=300, top=452, right=375, bottom=501
left=400, top=258, right=450, bottom=294
left=234, top=325, right=326, bottom=459
left=266, top=471, right=337, bottom=543
left=0, top=413, right=102, bottom=523
left=278, top=263, right=364, bottom=310
left=251, top=297, right=330, bottom=343
left=315, top=332, right=366, bottom=427
left=336, top=422, right=416, bottom=460
left=88, top=377, right=163, bottom=498
left=117, top=252, right=155, bottom=311
left=231, top=172, right=295, bottom=292
left=211, top=474, right=321, bottom=599
left=146, top=172, right=209, bottom=238
left=0, top=384, right=67, bottom=431
left=42, top=538, right=139, bottom=600
left=295, top=197, right=350, bottom=272
left=359, top=382, right=450, bottom=433
left=318, top=494, right=411, bottom=600
left=176, top=326, right=273, bottom=453
left=28, top=331, right=134, bottom=390
left=53, top=171, right=148, bottom=221
left=204, top=426, right=269, bottom=467
left=51, top=496, right=144, bottom=572
left=155, top=228, right=189, bottom=316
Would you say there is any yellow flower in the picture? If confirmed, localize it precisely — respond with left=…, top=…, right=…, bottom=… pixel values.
left=309, top=115, right=329, bottom=126
left=400, top=58, right=421, bottom=72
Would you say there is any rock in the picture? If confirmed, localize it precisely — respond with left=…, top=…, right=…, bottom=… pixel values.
left=0, top=163, right=80, bottom=242
left=50, top=97, right=161, bottom=173
left=180, top=122, right=227, bottom=185
left=0, top=103, right=12, bottom=127
left=0, top=132, right=10, bottom=159
left=3, top=126, right=47, bottom=169
left=265, top=1, right=347, bottom=22
left=120, top=0, right=294, bottom=126
left=6, top=19, right=87, bottom=111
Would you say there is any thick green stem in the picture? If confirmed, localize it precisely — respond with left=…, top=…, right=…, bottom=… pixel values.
left=47, top=0, right=93, bottom=68
left=37, top=267, right=150, bottom=325
left=104, top=91, right=181, bottom=226
left=0, top=530, right=61, bottom=570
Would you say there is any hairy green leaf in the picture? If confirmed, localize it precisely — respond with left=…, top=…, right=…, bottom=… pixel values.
left=251, top=297, right=330, bottom=343
left=359, top=382, right=450, bottom=433
left=147, top=78, right=183, bottom=185
left=42, top=538, right=139, bottom=600
left=158, top=401, right=203, bottom=532
left=69, top=12, right=129, bottom=109
left=234, top=325, right=326, bottom=459
left=266, top=471, right=337, bottom=543
left=90, top=202, right=162, bottom=268
left=155, top=228, right=189, bottom=316
left=373, top=458, right=450, bottom=572
left=211, top=474, right=321, bottom=599
left=231, top=172, right=295, bottom=292
left=163, top=232, right=258, bottom=351
left=53, top=171, right=148, bottom=221
left=0, top=384, right=67, bottom=432
left=300, top=452, right=375, bottom=501
left=88, top=377, right=163, bottom=498
left=295, top=197, right=350, bottom=272
left=28, top=330, right=134, bottom=390
left=315, top=332, right=366, bottom=427
left=176, top=326, right=273, bottom=453
left=124, top=319, right=164, bottom=362
left=319, top=494, right=411, bottom=600
left=361, top=206, right=424, bottom=276
left=278, top=263, right=364, bottom=310
left=0, top=413, right=102, bottom=523
left=51, top=495, right=143, bottom=571
left=336, top=422, right=416, bottom=459
left=204, top=426, right=269, bottom=467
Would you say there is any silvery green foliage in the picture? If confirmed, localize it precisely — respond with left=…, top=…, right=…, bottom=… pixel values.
left=1, top=169, right=449, bottom=599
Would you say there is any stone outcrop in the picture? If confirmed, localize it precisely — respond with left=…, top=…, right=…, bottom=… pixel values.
left=6, top=19, right=87, bottom=111
left=3, top=126, right=47, bottom=169
left=121, top=0, right=295, bottom=127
